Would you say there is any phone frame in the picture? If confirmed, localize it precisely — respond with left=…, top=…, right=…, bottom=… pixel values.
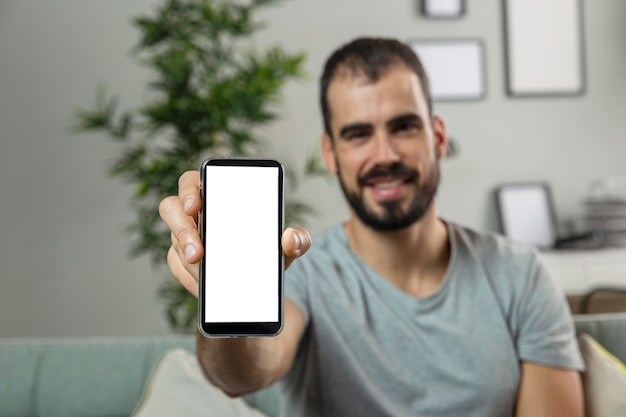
left=198, top=158, right=284, bottom=337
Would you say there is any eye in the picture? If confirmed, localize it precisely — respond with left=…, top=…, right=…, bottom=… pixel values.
left=343, top=128, right=371, bottom=142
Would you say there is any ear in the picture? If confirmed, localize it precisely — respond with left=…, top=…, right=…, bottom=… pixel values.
left=321, top=132, right=338, bottom=174
left=431, top=115, right=449, bottom=160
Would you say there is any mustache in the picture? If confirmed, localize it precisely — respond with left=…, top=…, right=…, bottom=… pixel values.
left=358, top=163, right=418, bottom=186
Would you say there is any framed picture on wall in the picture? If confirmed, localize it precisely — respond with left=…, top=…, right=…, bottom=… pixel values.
left=503, top=0, right=586, bottom=96
left=410, top=39, right=486, bottom=101
left=420, top=0, right=465, bottom=18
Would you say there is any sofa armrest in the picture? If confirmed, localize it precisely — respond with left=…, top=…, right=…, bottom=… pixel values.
left=574, top=313, right=626, bottom=364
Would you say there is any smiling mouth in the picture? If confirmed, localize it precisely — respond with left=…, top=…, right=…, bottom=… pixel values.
left=364, top=177, right=412, bottom=201
left=372, top=179, right=405, bottom=189
left=358, top=164, right=418, bottom=199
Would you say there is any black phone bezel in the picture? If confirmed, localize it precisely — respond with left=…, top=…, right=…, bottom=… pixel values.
left=198, top=158, right=284, bottom=337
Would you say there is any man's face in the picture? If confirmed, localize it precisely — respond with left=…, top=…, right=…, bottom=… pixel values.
left=321, top=65, right=448, bottom=231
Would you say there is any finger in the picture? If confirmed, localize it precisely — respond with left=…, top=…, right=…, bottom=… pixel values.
left=282, top=227, right=312, bottom=270
left=167, top=246, right=199, bottom=298
left=170, top=231, right=201, bottom=287
left=178, top=170, right=201, bottom=216
left=159, top=195, right=204, bottom=264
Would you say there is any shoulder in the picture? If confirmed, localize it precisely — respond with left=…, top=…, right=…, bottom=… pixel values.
left=446, top=221, right=550, bottom=311
left=448, top=221, right=542, bottom=274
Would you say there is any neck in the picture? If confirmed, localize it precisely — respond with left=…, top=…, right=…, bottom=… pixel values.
left=344, top=206, right=450, bottom=298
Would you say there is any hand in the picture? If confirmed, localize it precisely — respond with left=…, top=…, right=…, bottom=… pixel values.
left=159, top=170, right=312, bottom=298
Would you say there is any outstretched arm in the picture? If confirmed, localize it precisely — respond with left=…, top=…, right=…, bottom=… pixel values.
left=159, top=170, right=312, bottom=396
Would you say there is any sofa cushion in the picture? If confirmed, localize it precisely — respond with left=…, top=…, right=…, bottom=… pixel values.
left=0, top=341, right=42, bottom=417
left=36, top=339, right=152, bottom=417
left=29, top=336, right=194, bottom=417
left=579, top=333, right=626, bottom=417
left=132, top=349, right=269, bottom=417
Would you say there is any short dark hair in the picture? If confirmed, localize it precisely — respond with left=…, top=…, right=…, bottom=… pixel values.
left=320, top=37, right=432, bottom=138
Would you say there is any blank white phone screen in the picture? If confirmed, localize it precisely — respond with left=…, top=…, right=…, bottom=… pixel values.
left=203, top=165, right=279, bottom=323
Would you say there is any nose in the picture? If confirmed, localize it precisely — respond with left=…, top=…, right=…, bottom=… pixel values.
left=371, top=133, right=400, bottom=166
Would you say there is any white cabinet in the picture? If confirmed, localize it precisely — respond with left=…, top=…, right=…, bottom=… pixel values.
left=540, top=248, right=626, bottom=294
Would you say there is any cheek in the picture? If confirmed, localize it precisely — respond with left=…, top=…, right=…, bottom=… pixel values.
left=340, top=143, right=381, bottom=174
left=335, top=147, right=364, bottom=176
left=410, top=140, right=439, bottom=169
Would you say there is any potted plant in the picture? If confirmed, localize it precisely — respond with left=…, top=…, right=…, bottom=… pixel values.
left=75, top=0, right=324, bottom=332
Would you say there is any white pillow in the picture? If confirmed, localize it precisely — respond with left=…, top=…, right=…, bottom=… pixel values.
left=578, top=333, right=626, bottom=417
left=132, top=349, right=269, bottom=417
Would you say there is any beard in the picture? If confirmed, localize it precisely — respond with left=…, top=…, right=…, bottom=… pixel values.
left=336, top=160, right=440, bottom=232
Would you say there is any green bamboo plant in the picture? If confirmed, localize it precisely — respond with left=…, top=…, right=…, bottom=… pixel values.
left=74, top=0, right=325, bottom=332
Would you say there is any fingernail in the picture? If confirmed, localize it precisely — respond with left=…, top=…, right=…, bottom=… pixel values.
left=293, top=231, right=302, bottom=254
left=184, top=244, right=198, bottom=262
left=183, top=197, right=194, bottom=213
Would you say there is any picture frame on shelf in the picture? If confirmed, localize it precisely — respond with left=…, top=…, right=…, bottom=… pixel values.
left=503, top=0, right=586, bottom=97
left=420, top=0, right=465, bottom=19
left=410, top=39, right=486, bottom=101
left=495, top=183, right=559, bottom=249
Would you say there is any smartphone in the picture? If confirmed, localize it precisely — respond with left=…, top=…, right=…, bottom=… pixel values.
left=198, top=158, right=284, bottom=337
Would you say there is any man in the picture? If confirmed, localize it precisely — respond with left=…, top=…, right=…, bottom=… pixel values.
left=160, top=37, right=584, bottom=416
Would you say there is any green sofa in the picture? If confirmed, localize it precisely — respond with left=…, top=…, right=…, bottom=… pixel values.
left=2, top=314, right=625, bottom=417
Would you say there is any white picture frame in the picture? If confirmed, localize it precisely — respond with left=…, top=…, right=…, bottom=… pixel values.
left=421, top=0, right=465, bottom=18
left=495, top=183, right=558, bottom=248
left=410, top=39, right=486, bottom=101
left=504, top=0, right=585, bottom=96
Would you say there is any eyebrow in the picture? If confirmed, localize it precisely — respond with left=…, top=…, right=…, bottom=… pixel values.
left=386, top=113, right=423, bottom=128
left=337, top=113, right=425, bottom=139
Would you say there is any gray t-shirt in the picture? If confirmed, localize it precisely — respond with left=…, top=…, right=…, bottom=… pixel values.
left=278, top=222, right=583, bottom=417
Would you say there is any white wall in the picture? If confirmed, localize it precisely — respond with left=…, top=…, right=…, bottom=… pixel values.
left=0, top=0, right=624, bottom=337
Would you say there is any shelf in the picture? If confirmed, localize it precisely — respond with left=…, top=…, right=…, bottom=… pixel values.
left=540, top=248, right=626, bottom=294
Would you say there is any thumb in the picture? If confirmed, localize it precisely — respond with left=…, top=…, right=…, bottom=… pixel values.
left=282, top=227, right=312, bottom=270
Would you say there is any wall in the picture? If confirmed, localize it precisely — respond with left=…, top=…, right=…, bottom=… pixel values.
left=0, top=0, right=624, bottom=337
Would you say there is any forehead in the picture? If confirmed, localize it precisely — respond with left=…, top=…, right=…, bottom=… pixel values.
left=326, top=65, right=429, bottom=130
